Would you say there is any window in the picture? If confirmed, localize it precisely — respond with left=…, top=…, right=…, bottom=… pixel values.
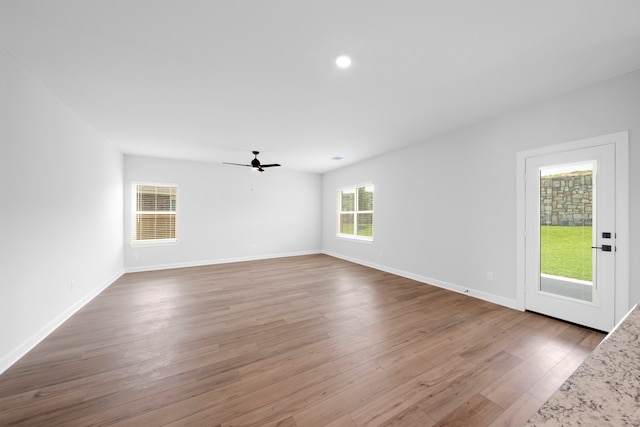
left=337, top=185, right=374, bottom=240
left=132, top=184, right=178, bottom=243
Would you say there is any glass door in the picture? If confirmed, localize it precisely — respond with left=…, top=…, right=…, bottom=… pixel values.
left=539, top=163, right=594, bottom=302
left=525, top=144, right=615, bottom=332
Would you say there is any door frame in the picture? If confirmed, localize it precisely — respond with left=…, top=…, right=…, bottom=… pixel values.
left=515, top=131, right=629, bottom=328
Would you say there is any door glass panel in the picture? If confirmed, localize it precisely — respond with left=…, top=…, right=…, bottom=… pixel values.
left=539, top=163, right=594, bottom=302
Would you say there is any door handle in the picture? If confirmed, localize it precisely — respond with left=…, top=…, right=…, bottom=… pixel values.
left=592, top=245, right=612, bottom=252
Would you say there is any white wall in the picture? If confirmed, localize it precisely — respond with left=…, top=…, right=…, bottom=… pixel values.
left=124, top=156, right=322, bottom=271
left=0, top=53, right=124, bottom=373
left=323, top=69, right=640, bottom=309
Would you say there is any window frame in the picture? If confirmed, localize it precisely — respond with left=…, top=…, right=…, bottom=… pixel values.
left=131, top=182, right=179, bottom=245
left=336, top=183, right=374, bottom=242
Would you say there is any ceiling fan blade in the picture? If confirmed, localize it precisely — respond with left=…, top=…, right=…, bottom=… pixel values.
left=222, top=162, right=252, bottom=167
left=260, top=164, right=281, bottom=168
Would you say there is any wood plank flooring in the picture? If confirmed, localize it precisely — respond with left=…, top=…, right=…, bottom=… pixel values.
left=0, top=254, right=604, bottom=426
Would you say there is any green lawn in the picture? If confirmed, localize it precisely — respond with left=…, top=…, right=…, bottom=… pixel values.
left=540, top=226, right=592, bottom=281
left=339, top=223, right=373, bottom=237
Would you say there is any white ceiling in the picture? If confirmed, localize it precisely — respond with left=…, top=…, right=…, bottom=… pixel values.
left=3, top=1, right=640, bottom=173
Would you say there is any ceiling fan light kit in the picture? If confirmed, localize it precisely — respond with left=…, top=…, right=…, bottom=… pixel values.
left=223, top=151, right=281, bottom=172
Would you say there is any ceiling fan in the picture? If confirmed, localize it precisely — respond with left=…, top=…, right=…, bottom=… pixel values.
left=223, top=151, right=281, bottom=172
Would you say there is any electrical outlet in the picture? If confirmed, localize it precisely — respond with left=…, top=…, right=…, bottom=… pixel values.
left=486, top=272, right=493, bottom=281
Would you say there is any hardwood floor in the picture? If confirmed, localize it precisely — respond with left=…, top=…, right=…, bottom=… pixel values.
left=0, top=254, right=604, bottom=426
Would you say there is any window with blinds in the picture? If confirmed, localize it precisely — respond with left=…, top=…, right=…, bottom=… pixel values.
left=337, top=185, right=374, bottom=240
left=132, top=184, right=178, bottom=243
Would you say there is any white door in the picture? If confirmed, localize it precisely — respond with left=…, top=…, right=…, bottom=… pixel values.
left=525, top=144, right=615, bottom=331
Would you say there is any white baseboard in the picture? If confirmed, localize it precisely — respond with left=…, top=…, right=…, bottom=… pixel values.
left=124, top=250, right=323, bottom=273
left=0, top=270, right=124, bottom=375
left=322, top=250, right=520, bottom=311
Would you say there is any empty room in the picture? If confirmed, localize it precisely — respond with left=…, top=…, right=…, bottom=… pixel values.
left=2, top=1, right=640, bottom=426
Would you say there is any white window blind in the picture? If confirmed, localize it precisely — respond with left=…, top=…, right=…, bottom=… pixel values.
left=337, top=185, right=374, bottom=240
left=132, top=184, right=178, bottom=242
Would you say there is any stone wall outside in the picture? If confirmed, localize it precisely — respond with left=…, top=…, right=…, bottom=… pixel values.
left=540, top=171, right=592, bottom=226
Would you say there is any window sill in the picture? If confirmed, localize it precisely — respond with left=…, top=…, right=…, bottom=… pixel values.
left=130, top=239, right=179, bottom=247
left=336, top=234, right=374, bottom=244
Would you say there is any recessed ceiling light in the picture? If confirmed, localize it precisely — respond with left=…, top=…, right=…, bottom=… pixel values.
left=335, top=56, right=352, bottom=69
